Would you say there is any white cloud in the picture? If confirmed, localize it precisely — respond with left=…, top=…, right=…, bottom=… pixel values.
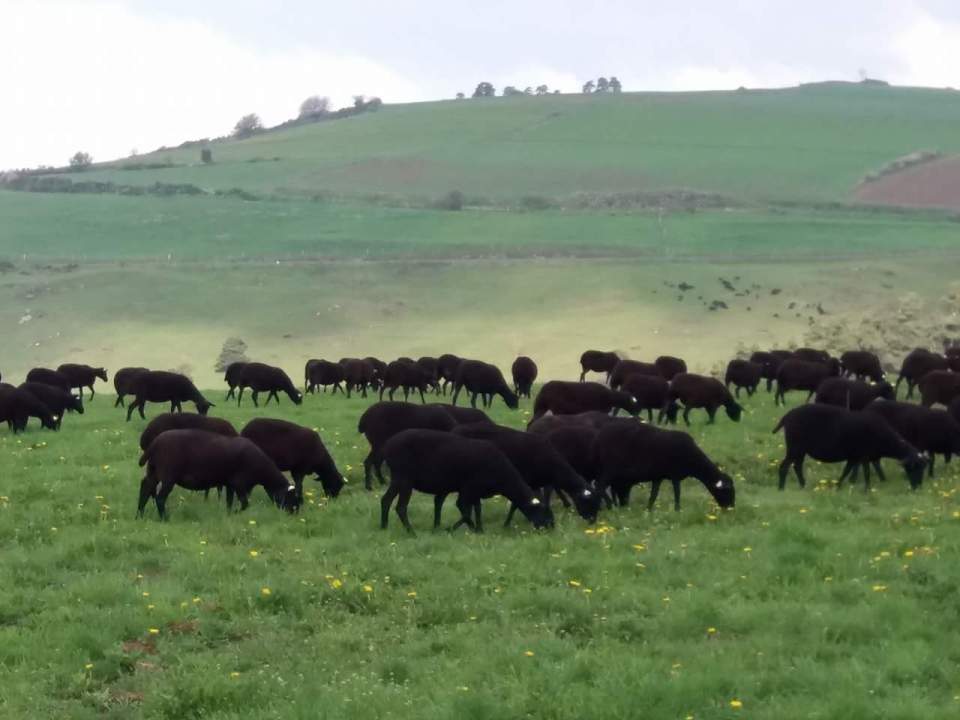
left=0, top=0, right=426, bottom=168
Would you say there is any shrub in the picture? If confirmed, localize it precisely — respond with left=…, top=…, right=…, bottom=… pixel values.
left=68, top=152, right=92, bottom=171
left=434, top=190, right=464, bottom=211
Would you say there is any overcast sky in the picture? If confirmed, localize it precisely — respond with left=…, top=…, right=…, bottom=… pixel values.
left=3, top=0, right=960, bottom=169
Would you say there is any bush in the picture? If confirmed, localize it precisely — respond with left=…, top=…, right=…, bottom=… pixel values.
left=233, top=114, right=264, bottom=139
left=434, top=190, right=464, bottom=211
left=68, top=152, right=92, bottom=171
left=520, top=195, right=552, bottom=211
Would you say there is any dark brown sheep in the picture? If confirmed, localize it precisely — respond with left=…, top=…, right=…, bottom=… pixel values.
left=918, top=370, right=960, bottom=408
left=511, top=356, right=538, bottom=398
left=19, top=382, right=84, bottom=429
left=56, top=363, right=108, bottom=400
left=25, top=368, right=71, bottom=392
left=839, top=350, right=884, bottom=382
left=137, top=430, right=298, bottom=519
left=125, top=371, right=214, bottom=421
left=896, top=348, right=948, bottom=399
left=793, top=348, right=832, bottom=364
left=609, top=359, right=660, bottom=390
left=341, top=358, right=378, bottom=398
left=437, top=354, right=462, bottom=395
left=725, top=359, right=763, bottom=398
left=415, top=357, right=441, bottom=393
left=947, top=346, right=960, bottom=372
left=223, top=361, right=247, bottom=401
left=380, top=360, right=432, bottom=403
left=748, top=351, right=785, bottom=392
left=363, top=357, right=388, bottom=388
left=0, top=384, right=58, bottom=433
left=236, top=363, right=302, bottom=407
left=621, top=374, right=678, bottom=423
left=579, top=350, right=620, bottom=382
left=526, top=410, right=629, bottom=434
left=532, top=381, right=638, bottom=419
left=139, top=412, right=238, bottom=452
left=669, top=373, right=743, bottom=425
left=865, top=400, right=960, bottom=477
left=654, top=355, right=687, bottom=381
left=114, top=367, right=150, bottom=408
left=814, top=378, right=894, bottom=410
left=357, top=401, right=457, bottom=490
left=429, top=404, right=493, bottom=425
left=305, top=359, right=345, bottom=394
left=451, top=360, right=518, bottom=409
left=773, top=404, right=926, bottom=491
left=950, top=396, right=960, bottom=426
left=241, top=418, right=344, bottom=501
left=542, top=425, right=600, bottom=485
left=775, top=358, right=840, bottom=405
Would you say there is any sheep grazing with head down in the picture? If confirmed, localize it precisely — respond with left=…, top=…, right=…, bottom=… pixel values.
left=918, top=370, right=960, bottom=408
left=380, top=360, right=433, bottom=403
left=865, top=400, right=960, bottom=478
left=380, top=428, right=553, bottom=534
left=0, top=384, right=58, bottom=433
left=18, top=382, right=83, bottom=429
left=896, top=348, right=947, bottom=399
left=579, top=350, right=620, bottom=382
left=451, top=360, right=518, bottom=409
left=125, top=371, right=214, bottom=421
left=511, top=356, right=538, bottom=399
left=814, top=377, right=894, bottom=411
left=725, top=359, right=764, bottom=398
left=668, top=373, right=743, bottom=425
left=532, top=381, right=638, bottom=420
left=139, top=412, right=238, bottom=452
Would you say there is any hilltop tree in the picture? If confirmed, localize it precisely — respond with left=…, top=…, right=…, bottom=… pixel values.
left=596, top=77, right=610, bottom=93
left=68, top=151, right=92, bottom=170
left=455, top=92, right=465, bottom=99
left=503, top=86, right=523, bottom=97
left=473, top=81, right=495, bottom=98
left=535, top=84, right=549, bottom=95
left=233, top=113, right=263, bottom=139
left=299, top=95, right=330, bottom=118
left=582, top=80, right=595, bottom=94
left=609, top=76, right=622, bottom=93
left=524, top=86, right=533, bottom=95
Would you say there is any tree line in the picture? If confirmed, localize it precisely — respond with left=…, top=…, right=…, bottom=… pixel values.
left=465, top=76, right=622, bottom=99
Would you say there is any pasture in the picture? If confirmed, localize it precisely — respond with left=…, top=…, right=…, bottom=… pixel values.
left=0, top=386, right=958, bottom=718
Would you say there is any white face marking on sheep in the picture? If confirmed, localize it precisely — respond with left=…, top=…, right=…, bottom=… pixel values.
left=715, top=480, right=724, bottom=488
left=530, top=498, right=541, bottom=505
left=582, top=490, right=592, bottom=498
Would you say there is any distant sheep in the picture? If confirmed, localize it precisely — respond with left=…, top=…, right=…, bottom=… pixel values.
left=125, top=371, right=214, bottom=421
left=896, top=348, right=947, bottom=399
left=775, top=358, right=840, bottom=405
left=235, top=363, right=302, bottom=407
left=113, top=367, right=150, bottom=408
left=725, top=359, right=763, bottom=398
left=839, top=350, right=884, bottom=382
left=56, top=363, right=108, bottom=400
left=437, top=354, right=463, bottom=395
left=654, top=355, right=687, bottom=381
left=451, top=360, right=518, bottom=409
left=668, top=373, right=743, bottom=425
left=609, top=359, right=659, bottom=390
left=223, top=361, right=248, bottom=401
left=25, top=368, right=71, bottom=393
left=511, top=356, right=538, bottom=399
left=0, top=384, right=58, bottom=433
left=380, top=359, right=432, bottom=403
left=866, top=400, right=960, bottom=478
left=748, top=351, right=785, bottom=392
left=579, top=350, right=620, bottom=382
left=304, top=359, right=345, bottom=395
left=532, top=381, right=638, bottom=419
left=19, top=382, right=83, bottom=429
left=341, top=358, right=378, bottom=398
left=621, top=374, right=678, bottom=423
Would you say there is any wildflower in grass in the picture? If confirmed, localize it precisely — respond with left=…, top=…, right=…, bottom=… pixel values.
left=102, top=465, right=110, bottom=471
left=568, top=580, right=582, bottom=588
left=85, top=663, right=93, bottom=670
left=142, top=592, right=150, bottom=597
left=331, top=579, right=343, bottom=590
left=248, top=520, right=256, bottom=526
left=632, top=544, right=645, bottom=551
left=706, top=514, right=717, bottom=521
left=872, top=585, right=887, bottom=592
left=743, top=547, right=752, bottom=553
left=707, top=627, right=717, bottom=635
left=363, top=585, right=373, bottom=593
left=730, top=699, right=743, bottom=709
left=230, top=672, right=240, bottom=678
left=148, top=628, right=160, bottom=635
left=407, top=591, right=417, bottom=598
left=249, top=550, right=259, bottom=558
left=192, top=597, right=200, bottom=604
left=261, top=587, right=272, bottom=596
left=904, top=550, right=914, bottom=558
left=147, top=604, right=155, bottom=610
left=524, top=650, right=535, bottom=657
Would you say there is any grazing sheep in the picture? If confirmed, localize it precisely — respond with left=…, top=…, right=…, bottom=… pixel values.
left=380, top=429, right=553, bottom=534
left=511, top=356, right=538, bottom=398
left=139, top=412, right=238, bottom=452
left=19, top=382, right=83, bottom=429
left=451, top=360, right=518, bottom=409
left=725, top=359, right=763, bottom=398
left=126, top=371, right=214, bottom=421
left=655, top=355, right=687, bottom=380
left=532, top=381, right=638, bottom=419
left=609, top=359, right=660, bottom=390
left=363, top=357, right=388, bottom=388
left=415, top=357, right=441, bottom=393
left=305, top=359, right=345, bottom=394
left=865, top=400, right=960, bottom=477
left=452, top=422, right=601, bottom=524
left=437, top=354, right=463, bottom=395
left=814, top=378, right=894, bottom=410
left=579, top=350, right=620, bottom=382
left=775, top=358, right=840, bottom=405
left=56, top=364, right=108, bottom=400
left=357, top=401, right=456, bottom=490
left=341, top=358, right=378, bottom=398
left=113, top=367, right=150, bottom=408
left=793, top=348, right=832, bottom=364
left=896, top=348, right=948, bottom=399
left=542, top=424, right=600, bottom=486
left=223, top=361, right=247, bottom=401
left=593, top=421, right=736, bottom=510
left=236, top=363, right=302, bottom=407
left=749, top=351, right=786, bottom=392
left=773, top=404, right=926, bottom=490
left=527, top=410, right=629, bottom=434
left=137, top=430, right=298, bottom=519
left=840, top=350, right=884, bottom=382
left=241, top=418, right=344, bottom=501
left=0, top=384, right=58, bottom=433
left=380, top=360, right=432, bottom=403
left=429, top=404, right=493, bottom=425
left=25, top=368, right=71, bottom=392
left=669, top=373, right=743, bottom=425
left=918, top=370, right=960, bottom=408
left=621, top=374, right=678, bottom=423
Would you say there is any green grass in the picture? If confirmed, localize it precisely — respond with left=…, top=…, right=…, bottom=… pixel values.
left=40, top=84, right=960, bottom=204
left=1, top=390, right=958, bottom=718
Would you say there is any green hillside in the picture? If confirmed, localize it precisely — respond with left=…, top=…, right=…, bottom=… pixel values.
left=53, top=83, right=960, bottom=205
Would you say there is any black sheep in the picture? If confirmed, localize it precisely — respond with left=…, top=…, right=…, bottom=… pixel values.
left=593, top=421, right=736, bottom=510
left=579, top=350, right=620, bottom=382
left=223, top=361, right=247, bottom=401
left=56, top=363, right=108, bottom=400
left=125, top=371, right=214, bottom=421
left=429, top=404, right=493, bottom=425
left=451, top=360, right=518, bottom=409
left=236, top=363, right=302, bottom=407
left=669, top=373, right=743, bottom=425
left=950, top=396, right=960, bottom=426
left=451, top=422, right=601, bottom=524
left=25, top=368, right=72, bottom=392
left=918, top=370, right=960, bottom=408
left=725, top=359, right=763, bottom=398
left=532, top=381, right=638, bottom=419
left=137, top=430, right=298, bottom=519
left=947, top=346, right=960, bottom=372
left=773, top=404, right=926, bottom=490
left=241, top=418, right=344, bottom=501
left=793, top=348, right=832, bottom=364
left=0, top=384, right=58, bottom=433
left=748, top=351, right=786, bottom=392
left=542, top=424, right=600, bottom=485
left=113, top=367, right=150, bottom=408
left=511, top=356, right=538, bottom=398
left=527, top=410, right=629, bottom=434
left=437, top=354, right=462, bottom=395
left=415, top=357, right=441, bottom=393
left=775, top=358, right=840, bottom=405
left=654, top=355, right=687, bottom=380
left=363, top=357, right=388, bottom=388
left=139, top=412, right=238, bottom=452
left=896, top=348, right=948, bottom=399
left=621, top=374, right=678, bottom=423
left=865, top=400, right=960, bottom=477
left=380, top=429, right=553, bottom=534
left=304, top=359, right=345, bottom=394
left=380, top=360, right=432, bottom=403
left=341, top=358, right=378, bottom=398
left=19, top=382, right=84, bottom=429
left=840, top=350, right=884, bottom=382
left=609, top=359, right=660, bottom=390
left=357, top=401, right=456, bottom=490
left=814, top=378, right=894, bottom=410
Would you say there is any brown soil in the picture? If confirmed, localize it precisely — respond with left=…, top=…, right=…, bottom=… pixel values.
left=855, top=155, right=960, bottom=209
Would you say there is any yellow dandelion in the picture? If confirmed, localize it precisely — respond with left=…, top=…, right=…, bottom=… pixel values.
left=904, top=550, right=914, bottom=558
left=632, top=544, right=646, bottom=551
left=192, top=596, right=201, bottom=604
left=706, top=514, right=717, bottom=521
left=331, top=579, right=343, bottom=589
left=707, top=627, right=717, bottom=635
left=230, top=671, right=240, bottom=678
left=730, top=699, right=743, bottom=709
left=261, top=587, right=272, bottom=596
left=568, top=580, right=582, bottom=587
left=872, top=584, right=887, bottom=592
left=524, top=650, right=535, bottom=657
left=363, top=585, right=373, bottom=593
left=249, top=550, right=259, bottom=558
left=148, top=628, right=160, bottom=635
left=742, top=547, right=752, bottom=553
left=407, top=591, right=417, bottom=598
left=84, top=663, right=93, bottom=670
left=248, top=520, right=256, bottom=526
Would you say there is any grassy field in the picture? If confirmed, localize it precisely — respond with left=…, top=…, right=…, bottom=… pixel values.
left=0, top=388, right=958, bottom=718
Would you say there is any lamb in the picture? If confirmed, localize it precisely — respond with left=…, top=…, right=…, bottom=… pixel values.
left=814, top=378, right=894, bottom=410
left=137, top=430, right=299, bottom=519
left=748, top=351, right=785, bottom=392
left=380, top=429, right=553, bottom=534
left=593, top=421, right=736, bottom=510
left=579, top=350, right=620, bottom=382
left=340, top=358, right=377, bottom=398
left=19, top=382, right=84, bottom=429
left=113, top=367, right=150, bottom=408
left=56, top=363, right=108, bottom=400
left=241, top=418, right=344, bottom=501
left=773, top=404, right=926, bottom=491
left=380, top=359, right=432, bottom=403
left=451, top=360, right=518, bottom=409
left=0, top=384, right=58, bottom=433
left=223, top=361, right=247, bottom=400
left=304, top=359, right=345, bottom=394
left=918, top=370, right=960, bottom=408
left=668, top=373, right=743, bottom=425
left=654, top=355, right=687, bottom=380
left=511, top=356, right=538, bottom=398
left=839, top=350, right=884, bottom=382
left=895, top=348, right=948, bottom=399
left=125, top=371, right=214, bottom=421
left=532, top=381, right=638, bottom=420
left=775, top=358, right=840, bottom=405
left=621, top=374, right=678, bottom=423
left=139, top=412, right=238, bottom=452
left=725, top=359, right=763, bottom=398
left=451, top=422, right=601, bottom=524
left=235, top=363, right=302, bottom=407
left=437, top=354, right=462, bottom=395
left=25, top=368, right=72, bottom=392
left=865, top=400, right=960, bottom=477
left=357, top=401, right=456, bottom=490
left=609, top=359, right=660, bottom=390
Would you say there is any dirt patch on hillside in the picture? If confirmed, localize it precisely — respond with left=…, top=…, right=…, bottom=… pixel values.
left=855, top=154, right=960, bottom=210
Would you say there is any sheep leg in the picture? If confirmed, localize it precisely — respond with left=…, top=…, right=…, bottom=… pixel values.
left=595, top=474, right=615, bottom=509
left=154, top=480, right=174, bottom=521
left=503, top=502, right=518, bottom=527
left=379, top=386, right=385, bottom=401
left=671, top=479, right=682, bottom=511
left=450, top=384, right=462, bottom=405
left=647, top=408, right=654, bottom=423
left=433, top=494, right=448, bottom=529
left=682, top=407, right=691, bottom=426
left=379, top=482, right=399, bottom=529
left=292, top=472, right=305, bottom=505
left=927, top=454, right=936, bottom=478
left=137, top=472, right=159, bottom=518
left=777, top=457, right=792, bottom=490
left=838, top=461, right=857, bottom=487
left=706, top=407, right=717, bottom=424
left=418, top=389, right=426, bottom=404
left=251, top=391, right=260, bottom=408
left=225, top=387, right=234, bottom=401
left=88, top=385, right=96, bottom=400
left=450, top=495, right=476, bottom=532
left=363, top=453, right=376, bottom=491
left=871, top=460, right=887, bottom=482
left=862, top=462, right=872, bottom=491
left=388, top=388, right=396, bottom=401
left=616, top=486, right=631, bottom=506
left=734, top=385, right=741, bottom=399
left=114, top=394, right=123, bottom=408
left=553, top=487, right=572, bottom=509
left=579, top=370, right=586, bottom=382
left=647, top=479, right=664, bottom=510
left=225, top=486, right=235, bottom=511
left=236, top=387, right=245, bottom=406
left=805, top=390, right=815, bottom=403
left=473, top=502, right=483, bottom=533
left=469, top=392, right=478, bottom=409
left=793, top=457, right=807, bottom=488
